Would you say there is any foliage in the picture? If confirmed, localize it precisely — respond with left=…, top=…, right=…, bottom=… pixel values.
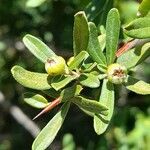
left=0, top=0, right=149, bottom=150
left=11, top=1, right=150, bottom=149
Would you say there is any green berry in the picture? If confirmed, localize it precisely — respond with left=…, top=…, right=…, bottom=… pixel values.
left=107, top=63, right=127, bottom=84
left=45, top=56, right=66, bottom=76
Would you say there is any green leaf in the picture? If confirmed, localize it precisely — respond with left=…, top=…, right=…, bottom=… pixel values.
left=26, top=0, right=47, bottom=8
left=51, top=75, right=78, bottom=91
left=97, top=64, right=107, bottom=73
left=98, top=34, right=106, bottom=52
left=117, top=42, right=150, bottom=69
left=11, top=66, right=51, bottom=90
left=24, top=92, right=49, bottom=109
left=72, top=96, right=108, bottom=116
left=23, top=34, right=56, bottom=63
left=79, top=73, right=100, bottom=88
left=87, top=22, right=107, bottom=66
left=81, top=57, right=97, bottom=72
left=106, top=8, right=120, bottom=64
left=60, top=85, right=82, bottom=102
left=68, top=51, right=89, bottom=70
left=125, top=76, right=150, bottom=95
left=73, top=11, right=89, bottom=56
left=138, top=0, right=150, bottom=16
left=32, top=102, right=70, bottom=150
left=124, top=17, right=150, bottom=39
left=85, top=0, right=106, bottom=21
left=94, top=79, right=114, bottom=135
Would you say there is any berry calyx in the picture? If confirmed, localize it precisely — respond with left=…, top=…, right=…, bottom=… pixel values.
left=45, top=56, right=66, bottom=76
left=107, top=63, right=127, bottom=84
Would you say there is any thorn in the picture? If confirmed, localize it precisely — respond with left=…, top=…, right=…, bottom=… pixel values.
left=32, top=97, right=61, bottom=120
left=116, top=39, right=139, bottom=57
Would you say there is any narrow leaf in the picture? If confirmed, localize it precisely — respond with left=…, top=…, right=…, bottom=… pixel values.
left=51, top=75, right=78, bottom=91
left=32, top=102, right=70, bottom=150
left=73, top=11, right=89, bottom=56
left=125, top=76, right=150, bottom=95
left=11, top=66, right=51, bottom=90
left=87, top=22, right=107, bottom=65
left=124, top=17, right=150, bottom=39
left=23, top=34, right=56, bottom=63
left=79, top=73, right=100, bottom=88
left=68, top=51, right=89, bottom=70
left=24, top=92, right=49, bottom=109
left=94, top=79, right=114, bottom=135
left=106, top=8, right=120, bottom=64
left=138, top=0, right=150, bottom=16
left=117, top=42, right=150, bottom=69
left=72, top=96, right=108, bottom=116
left=26, top=0, right=47, bottom=8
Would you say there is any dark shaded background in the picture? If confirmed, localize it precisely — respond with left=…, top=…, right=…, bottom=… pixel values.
left=0, top=0, right=149, bottom=150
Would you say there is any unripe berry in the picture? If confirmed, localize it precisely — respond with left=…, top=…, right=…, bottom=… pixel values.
left=107, top=63, right=127, bottom=84
left=45, top=56, right=66, bottom=76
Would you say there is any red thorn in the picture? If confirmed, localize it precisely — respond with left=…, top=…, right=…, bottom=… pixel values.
left=33, top=97, right=61, bottom=120
left=116, top=39, right=138, bottom=57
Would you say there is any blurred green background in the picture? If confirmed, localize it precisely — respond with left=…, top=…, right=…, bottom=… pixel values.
left=0, top=0, right=149, bottom=150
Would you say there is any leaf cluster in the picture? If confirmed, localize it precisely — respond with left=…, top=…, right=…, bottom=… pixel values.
left=11, top=1, right=150, bottom=149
